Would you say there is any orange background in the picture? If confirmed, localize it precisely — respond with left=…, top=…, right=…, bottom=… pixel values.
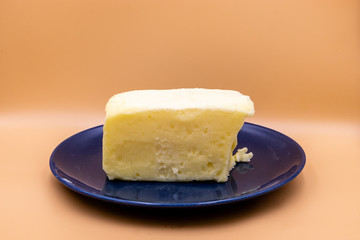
left=1, top=1, right=359, bottom=240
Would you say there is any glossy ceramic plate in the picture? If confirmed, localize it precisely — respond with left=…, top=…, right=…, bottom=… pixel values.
left=50, top=123, right=305, bottom=208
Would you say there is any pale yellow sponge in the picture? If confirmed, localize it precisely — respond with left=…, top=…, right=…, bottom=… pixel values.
left=102, top=88, right=254, bottom=182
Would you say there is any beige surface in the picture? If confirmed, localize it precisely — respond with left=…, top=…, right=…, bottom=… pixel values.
left=1, top=1, right=359, bottom=240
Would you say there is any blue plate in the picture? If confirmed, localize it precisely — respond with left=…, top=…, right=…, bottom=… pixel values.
left=50, top=123, right=305, bottom=208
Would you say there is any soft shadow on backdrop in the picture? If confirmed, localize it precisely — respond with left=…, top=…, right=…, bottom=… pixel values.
left=1, top=1, right=359, bottom=121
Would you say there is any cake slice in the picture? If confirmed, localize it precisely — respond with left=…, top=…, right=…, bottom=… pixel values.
left=102, top=88, right=254, bottom=182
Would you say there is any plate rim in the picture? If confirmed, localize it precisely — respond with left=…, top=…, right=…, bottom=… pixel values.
left=49, top=122, right=306, bottom=208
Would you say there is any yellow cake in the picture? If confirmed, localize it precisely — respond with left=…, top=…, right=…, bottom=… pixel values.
left=102, top=88, right=254, bottom=182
